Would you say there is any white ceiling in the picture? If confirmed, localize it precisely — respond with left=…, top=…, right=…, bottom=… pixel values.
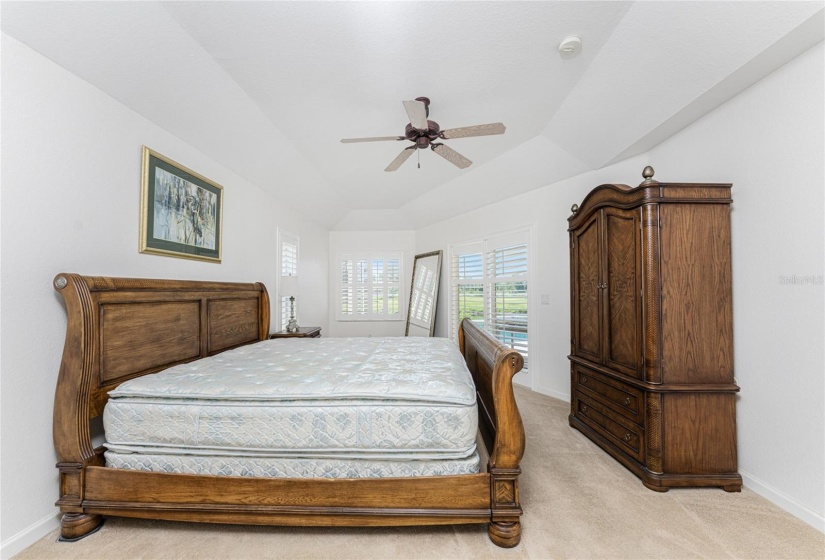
left=2, top=1, right=823, bottom=229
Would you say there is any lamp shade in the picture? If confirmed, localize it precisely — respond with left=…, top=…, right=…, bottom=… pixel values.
left=279, top=275, right=299, bottom=297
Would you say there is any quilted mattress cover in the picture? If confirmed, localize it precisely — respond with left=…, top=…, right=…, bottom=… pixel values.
left=103, top=337, right=479, bottom=477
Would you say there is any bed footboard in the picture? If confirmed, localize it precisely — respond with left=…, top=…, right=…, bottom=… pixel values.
left=459, top=318, right=526, bottom=547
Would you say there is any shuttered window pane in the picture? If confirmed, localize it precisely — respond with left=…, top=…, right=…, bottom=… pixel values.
left=458, top=253, right=483, bottom=280
left=491, top=245, right=528, bottom=278
left=490, top=280, right=528, bottom=365
left=356, top=260, right=368, bottom=283
left=372, top=287, right=384, bottom=313
left=341, top=287, right=353, bottom=314
left=282, top=242, right=298, bottom=277
left=387, top=259, right=400, bottom=282
left=372, top=260, right=384, bottom=283
left=388, top=287, right=399, bottom=314
left=456, top=283, right=484, bottom=325
left=341, top=259, right=352, bottom=284
left=356, top=287, right=368, bottom=314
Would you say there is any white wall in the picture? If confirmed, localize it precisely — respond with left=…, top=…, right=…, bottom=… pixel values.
left=416, top=42, right=824, bottom=530
left=327, top=231, right=415, bottom=337
left=0, top=35, right=329, bottom=557
left=646, top=42, right=824, bottom=530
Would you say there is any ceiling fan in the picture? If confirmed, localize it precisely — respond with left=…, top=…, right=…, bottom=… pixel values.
left=340, top=97, right=506, bottom=172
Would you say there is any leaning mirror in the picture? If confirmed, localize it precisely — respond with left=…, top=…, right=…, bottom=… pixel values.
left=405, top=250, right=443, bottom=337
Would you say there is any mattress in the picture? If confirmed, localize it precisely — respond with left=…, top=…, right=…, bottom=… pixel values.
left=103, top=337, right=480, bottom=477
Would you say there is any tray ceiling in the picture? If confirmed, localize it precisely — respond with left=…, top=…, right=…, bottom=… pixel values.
left=2, top=1, right=822, bottom=229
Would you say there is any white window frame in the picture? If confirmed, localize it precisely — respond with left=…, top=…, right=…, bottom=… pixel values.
left=277, top=229, right=300, bottom=331
left=449, top=228, right=532, bottom=380
left=337, top=252, right=404, bottom=321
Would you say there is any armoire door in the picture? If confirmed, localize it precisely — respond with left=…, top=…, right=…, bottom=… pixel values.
left=602, top=207, right=643, bottom=379
left=571, top=212, right=601, bottom=364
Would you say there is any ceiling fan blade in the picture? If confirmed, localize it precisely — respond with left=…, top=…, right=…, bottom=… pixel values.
left=385, top=146, right=416, bottom=172
left=432, top=144, right=472, bottom=169
left=440, top=122, right=506, bottom=139
left=341, top=136, right=405, bottom=143
left=403, top=100, right=429, bottom=131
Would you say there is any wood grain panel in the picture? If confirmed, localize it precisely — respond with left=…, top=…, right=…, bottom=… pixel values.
left=84, top=468, right=491, bottom=509
left=208, top=298, right=260, bottom=354
left=574, top=393, right=644, bottom=463
left=660, top=186, right=731, bottom=199
left=82, top=507, right=489, bottom=527
left=100, top=301, right=200, bottom=383
left=573, top=213, right=601, bottom=362
left=660, top=204, right=733, bottom=384
left=574, top=365, right=643, bottom=425
left=662, top=393, right=737, bottom=474
left=603, top=208, right=642, bottom=378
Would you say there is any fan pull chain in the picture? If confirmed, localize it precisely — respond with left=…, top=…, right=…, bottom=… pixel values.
left=417, top=149, right=421, bottom=169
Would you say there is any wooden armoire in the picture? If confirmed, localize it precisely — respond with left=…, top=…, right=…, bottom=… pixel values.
left=567, top=166, right=741, bottom=492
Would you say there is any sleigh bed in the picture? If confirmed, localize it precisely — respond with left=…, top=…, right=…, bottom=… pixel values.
left=52, top=274, right=526, bottom=547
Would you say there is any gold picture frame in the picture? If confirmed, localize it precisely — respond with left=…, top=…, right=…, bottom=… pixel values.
left=139, top=146, right=223, bottom=263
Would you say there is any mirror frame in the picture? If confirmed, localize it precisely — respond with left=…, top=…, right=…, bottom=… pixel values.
left=405, top=250, right=443, bottom=337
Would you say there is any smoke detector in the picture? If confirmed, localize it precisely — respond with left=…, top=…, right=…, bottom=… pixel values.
left=558, top=36, right=582, bottom=57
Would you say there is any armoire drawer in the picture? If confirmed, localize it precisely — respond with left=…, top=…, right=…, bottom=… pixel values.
left=574, top=365, right=643, bottom=425
left=574, top=392, right=645, bottom=463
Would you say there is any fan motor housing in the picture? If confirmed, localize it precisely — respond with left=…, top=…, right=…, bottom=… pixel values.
left=405, top=120, right=441, bottom=148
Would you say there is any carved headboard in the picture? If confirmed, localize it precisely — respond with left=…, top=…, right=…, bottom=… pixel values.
left=53, top=274, right=270, bottom=420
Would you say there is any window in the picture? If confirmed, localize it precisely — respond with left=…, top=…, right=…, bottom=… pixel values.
left=338, top=253, right=402, bottom=321
left=278, top=230, right=299, bottom=330
left=451, top=231, right=530, bottom=371
left=487, top=243, right=529, bottom=366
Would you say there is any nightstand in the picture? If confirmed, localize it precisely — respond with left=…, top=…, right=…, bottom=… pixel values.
left=269, top=327, right=321, bottom=339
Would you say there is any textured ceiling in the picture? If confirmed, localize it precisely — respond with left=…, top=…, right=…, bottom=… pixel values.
left=2, top=1, right=823, bottom=229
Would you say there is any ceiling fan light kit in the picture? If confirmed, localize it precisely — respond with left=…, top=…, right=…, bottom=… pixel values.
left=341, top=97, right=506, bottom=172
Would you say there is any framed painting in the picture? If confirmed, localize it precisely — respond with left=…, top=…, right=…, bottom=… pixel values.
left=140, top=146, right=223, bottom=263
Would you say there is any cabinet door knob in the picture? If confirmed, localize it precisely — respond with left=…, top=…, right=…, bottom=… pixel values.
left=624, top=397, right=631, bottom=406
left=581, top=405, right=588, bottom=413
left=580, top=376, right=587, bottom=384
left=624, top=433, right=632, bottom=441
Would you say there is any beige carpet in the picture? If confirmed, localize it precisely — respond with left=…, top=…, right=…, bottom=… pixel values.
left=17, top=386, right=824, bottom=559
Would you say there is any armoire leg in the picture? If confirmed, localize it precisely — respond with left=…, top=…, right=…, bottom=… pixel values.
left=58, top=513, right=103, bottom=542
left=488, top=521, right=521, bottom=548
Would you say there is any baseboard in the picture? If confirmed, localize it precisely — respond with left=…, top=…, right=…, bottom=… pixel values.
left=0, top=510, right=60, bottom=560
left=740, top=470, right=825, bottom=533
left=533, top=385, right=570, bottom=403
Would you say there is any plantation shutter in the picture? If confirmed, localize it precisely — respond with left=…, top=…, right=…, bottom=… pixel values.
left=338, top=253, right=402, bottom=321
left=450, top=232, right=530, bottom=371
left=486, top=233, right=529, bottom=371
left=450, top=242, right=485, bottom=342
left=278, top=230, right=299, bottom=331
left=340, top=256, right=354, bottom=316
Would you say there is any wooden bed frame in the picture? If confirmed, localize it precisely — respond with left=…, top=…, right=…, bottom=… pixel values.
left=52, top=274, right=526, bottom=547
